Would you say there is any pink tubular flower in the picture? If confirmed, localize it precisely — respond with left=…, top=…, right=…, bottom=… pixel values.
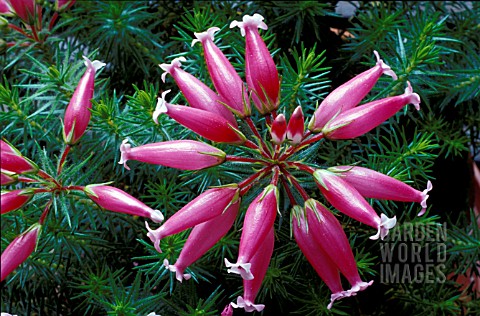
left=225, top=184, right=278, bottom=280
left=63, top=56, right=106, bottom=145
left=1, top=223, right=41, bottom=282
left=305, top=200, right=374, bottom=297
left=231, top=227, right=274, bottom=313
left=330, top=166, right=433, bottom=216
left=270, top=114, right=287, bottom=144
left=192, top=27, right=251, bottom=118
left=1, top=139, right=38, bottom=174
left=286, top=106, right=305, bottom=145
left=1, top=189, right=33, bottom=214
left=323, top=81, right=421, bottom=140
left=163, top=201, right=240, bottom=282
left=146, top=184, right=240, bottom=253
left=7, top=0, right=36, bottom=25
left=314, top=169, right=396, bottom=240
left=118, top=139, right=226, bottom=171
left=309, top=50, right=397, bottom=132
left=153, top=90, right=245, bottom=145
left=1, top=170, right=18, bottom=186
left=230, top=14, right=280, bottom=114
left=84, top=185, right=164, bottom=223
left=292, top=206, right=352, bottom=309
left=159, top=57, right=237, bottom=126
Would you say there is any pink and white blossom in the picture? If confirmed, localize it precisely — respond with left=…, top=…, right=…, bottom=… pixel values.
left=146, top=184, right=240, bottom=253
left=314, top=169, right=397, bottom=240
left=159, top=57, right=237, bottom=125
left=63, top=56, right=106, bottom=145
left=118, top=139, right=226, bottom=171
left=230, top=14, right=279, bottom=114
left=84, top=185, right=164, bottom=223
left=330, top=166, right=433, bottom=216
left=153, top=91, right=245, bottom=144
left=309, top=50, right=397, bottom=132
left=225, top=184, right=278, bottom=280
left=192, top=27, right=251, bottom=117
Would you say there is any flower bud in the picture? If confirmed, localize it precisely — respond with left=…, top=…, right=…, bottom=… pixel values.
left=314, top=169, right=396, bottom=240
left=119, top=139, right=226, bottom=171
left=163, top=201, right=239, bottom=282
left=153, top=90, right=246, bottom=144
left=323, top=82, right=420, bottom=140
left=270, top=114, right=286, bottom=144
left=309, top=50, right=397, bottom=132
left=146, top=184, right=240, bottom=253
left=225, top=184, right=278, bottom=280
left=84, top=185, right=164, bottom=223
left=230, top=14, right=280, bottom=114
left=330, top=166, right=432, bottom=216
left=0, top=139, right=39, bottom=174
left=0, top=0, right=14, bottom=16
left=1, top=223, right=41, bottom=282
left=286, top=106, right=305, bottom=145
left=159, top=57, right=237, bottom=126
left=192, top=27, right=251, bottom=117
left=1, top=189, right=33, bottom=214
left=63, top=56, right=106, bottom=145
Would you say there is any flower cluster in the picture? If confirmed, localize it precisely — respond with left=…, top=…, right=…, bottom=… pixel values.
left=0, top=0, right=75, bottom=46
left=119, top=13, right=432, bottom=312
left=0, top=56, right=164, bottom=282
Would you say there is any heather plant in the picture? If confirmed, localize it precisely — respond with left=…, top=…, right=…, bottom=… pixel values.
left=1, top=1, right=479, bottom=316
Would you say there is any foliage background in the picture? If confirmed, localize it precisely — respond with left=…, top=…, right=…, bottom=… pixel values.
left=1, top=1, right=479, bottom=315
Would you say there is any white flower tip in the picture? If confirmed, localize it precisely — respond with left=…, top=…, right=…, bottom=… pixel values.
left=153, top=90, right=170, bottom=124
left=224, top=259, right=254, bottom=280
left=150, top=209, right=164, bottom=223
left=348, top=280, right=374, bottom=296
left=231, top=13, right=267, bottom=36
left=328, top=290, right=353, bottom=309
left=373, top=50, right=398, bottom=80
left=192, top=26, right=220, bottom=46
left=159, top=57, right=187, bottom=82
left=118, top=138, right=131, bottom=170
left=82, top=56, right=106, bottom=72
left=405, top=81, right=421, bottom=110
left=418, top=180, right=433, bottom=216
left=231, top=296, right=265, bottom=312
left=145, top=221, right=162, bottom=253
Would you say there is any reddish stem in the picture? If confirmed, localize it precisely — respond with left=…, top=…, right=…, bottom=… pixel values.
left=270, top=166, right=280, bottom=186
left=37, top=170, right=61, bottom=187
left=39, top=198, right=53, bottom=224
left=57, top=144, right=71, bottom=175
left=287, top=161, right=316, bottom=174
left=49, top=12, right=59, bottom=31
left=226, top=155, right=265, bottom=164
left=279, top=133, right=324, bottom=161
left=243, top=139, right=260, bottom=150
left=238, top=165, right=273, bottom=189
left=245, top=117, right=272, bottom=159
left=282, top=169, right=310, bottom=201
left=280, top=176, right=297, bottom=206
left=17, top=176, right=40, bottom=183
left=30, top=25, right=41, bottom=43
left=8, top=23, right=33, bottom=39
